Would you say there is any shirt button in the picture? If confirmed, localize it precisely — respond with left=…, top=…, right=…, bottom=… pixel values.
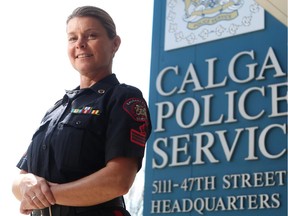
left=42, top=144, right=47, bottom=150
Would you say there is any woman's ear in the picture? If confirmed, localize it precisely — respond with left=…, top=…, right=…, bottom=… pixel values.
left=112, top=35, right=121, bottom=54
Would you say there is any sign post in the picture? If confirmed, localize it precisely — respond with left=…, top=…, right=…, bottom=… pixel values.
left=144, top=1, right=287, bottom=215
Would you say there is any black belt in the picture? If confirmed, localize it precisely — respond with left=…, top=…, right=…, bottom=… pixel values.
left=31, top=197, right=125, bottom=216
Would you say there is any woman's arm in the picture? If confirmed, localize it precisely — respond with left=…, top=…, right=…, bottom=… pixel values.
left=50, top=157, right=138, bottom=206
left=12, top=156, right=138, bottom=213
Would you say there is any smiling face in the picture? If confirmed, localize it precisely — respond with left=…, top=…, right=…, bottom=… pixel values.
left=67, top=16, right=121, bottom=83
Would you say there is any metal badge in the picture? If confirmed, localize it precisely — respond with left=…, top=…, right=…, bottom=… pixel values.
left=98, top=89, right=105, bottom=94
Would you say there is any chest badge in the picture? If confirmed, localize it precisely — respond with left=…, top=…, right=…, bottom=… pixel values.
left=71, top=106, right=101, bottom=115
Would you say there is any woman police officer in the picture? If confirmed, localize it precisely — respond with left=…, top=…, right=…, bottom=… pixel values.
left=12, top=5, right=151, bottom=216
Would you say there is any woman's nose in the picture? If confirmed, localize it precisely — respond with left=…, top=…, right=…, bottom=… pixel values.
left=76, top=39, right=87, bottom=49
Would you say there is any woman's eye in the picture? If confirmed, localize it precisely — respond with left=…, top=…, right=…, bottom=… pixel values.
left=88, top=34, right=97, bottom=39
left=68, top=37, right=77, bottom=42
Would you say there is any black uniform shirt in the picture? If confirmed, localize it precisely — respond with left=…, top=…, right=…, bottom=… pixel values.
left=17, top=74, right=151, bottom=184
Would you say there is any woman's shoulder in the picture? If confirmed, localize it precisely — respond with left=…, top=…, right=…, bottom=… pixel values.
left=113, top=83, right=143, bottom=97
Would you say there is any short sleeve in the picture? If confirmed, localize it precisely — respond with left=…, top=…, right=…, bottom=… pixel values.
left=16, top=153, right=28, bottom=171
left=105, top=84, right=151, bottom=170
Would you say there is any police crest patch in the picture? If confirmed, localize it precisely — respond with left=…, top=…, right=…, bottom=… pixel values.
left=123, top=98, right=148, bottom=122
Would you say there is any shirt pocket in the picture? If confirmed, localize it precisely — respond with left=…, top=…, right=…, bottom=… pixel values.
left=61, top=113, right=91, bottom=129
left=31, top=118, right=51, bottom=139
left=54, top=113, right=105, bottom=179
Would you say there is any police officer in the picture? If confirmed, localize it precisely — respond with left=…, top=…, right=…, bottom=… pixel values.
left=12, top=6, right=151, bottom=216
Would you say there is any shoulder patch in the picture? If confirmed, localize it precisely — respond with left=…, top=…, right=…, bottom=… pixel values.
left=123, top=98, right=148, bottom=122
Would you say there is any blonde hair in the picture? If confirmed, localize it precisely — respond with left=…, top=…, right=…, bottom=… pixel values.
left=67, top=6, right=117, bottom=39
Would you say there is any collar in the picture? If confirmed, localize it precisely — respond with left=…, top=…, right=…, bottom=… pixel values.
left=89, top=74, right=120, bottom=95
left=65, top=74, right=120, bottom=99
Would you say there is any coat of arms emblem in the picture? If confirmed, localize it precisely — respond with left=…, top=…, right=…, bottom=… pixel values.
left=165, top=0, right=264, bottom=50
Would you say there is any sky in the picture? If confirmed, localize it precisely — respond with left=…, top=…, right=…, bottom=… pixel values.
left=0, top=1, right=153, bottom=215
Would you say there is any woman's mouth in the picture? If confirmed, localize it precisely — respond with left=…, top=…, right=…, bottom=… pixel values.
left=76, top=54, right=93, bottom=59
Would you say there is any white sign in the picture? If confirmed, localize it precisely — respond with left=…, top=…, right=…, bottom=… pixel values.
left=165, top=0, right=265, bottom=51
